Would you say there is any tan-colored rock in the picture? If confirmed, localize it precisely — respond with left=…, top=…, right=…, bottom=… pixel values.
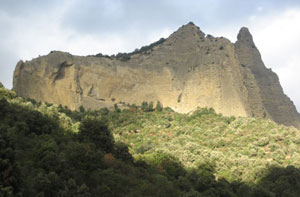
left=13, top=22, right=300, bottom=128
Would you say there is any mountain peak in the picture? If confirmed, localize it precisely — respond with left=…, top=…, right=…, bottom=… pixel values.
left=236, top=27, right=257, bottom=49
left=237, top=27, right=253, bottom=42
left=187, top=21, right=196, bottom=26
left=13, top=23, right=300, bottom=128
left=170, top=22, right=205, bottom=40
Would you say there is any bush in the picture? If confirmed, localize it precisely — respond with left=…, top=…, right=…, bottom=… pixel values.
left=143, top=152, right=185, bottom=178
left=155, top=101, right=163, bottom=112
left=141, top=101, right=148, bottom=112
left=257, top=137, right=269, bottom=147
left=114, top=104, right=121, bottom=113
left=148, top=102, right=154, bottom=112
left=114, top=142, right=133, bottom=163
left=78, top=118, right=114, bottom=153
left=141, top=101, right=154, bottom=112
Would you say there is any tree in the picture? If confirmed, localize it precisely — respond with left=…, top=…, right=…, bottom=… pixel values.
left=114, top=104, right=121, bottom=113
left=99, top=108, right=109, bottom=116
left=78, top=118, right=114, bottom=153
left=79, top=106, right=86, bottom=113
left=141, top=101, right=154, bottom=112
left=129, top=104, right=137, bottom=113
left=155, top=101, right=163, bottom=112
left=141, top=101, right=148, bottom=112
left=114, top=142, right=133, bottom=163
left=0, top=125, right=20, bottom=195
left=147, top=102, right=154, bottom=112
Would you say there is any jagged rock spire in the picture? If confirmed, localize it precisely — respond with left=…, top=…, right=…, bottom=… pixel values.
left=13, top=23, right=300, bottom=128
left=236, top=27, right=256, bottom=48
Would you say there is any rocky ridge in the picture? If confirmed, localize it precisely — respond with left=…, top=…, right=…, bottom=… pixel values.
left=13, top=22, right=300, bottom=128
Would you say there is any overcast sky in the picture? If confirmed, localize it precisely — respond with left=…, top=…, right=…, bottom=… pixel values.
left=1, top=0, right=300, bottom=111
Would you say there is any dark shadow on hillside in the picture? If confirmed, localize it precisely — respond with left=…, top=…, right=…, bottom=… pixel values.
left=253, top=165, right=300, bottom=197
left=2, top=96, right=300, bottom=196
left=139, top=153, right=300, bottom=197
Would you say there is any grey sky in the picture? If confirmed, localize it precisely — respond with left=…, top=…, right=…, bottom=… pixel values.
left=1, top=0, right=300, bottom=111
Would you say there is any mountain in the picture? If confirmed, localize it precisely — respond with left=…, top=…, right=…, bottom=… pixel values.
left=13, top=22, right=300, bottom=128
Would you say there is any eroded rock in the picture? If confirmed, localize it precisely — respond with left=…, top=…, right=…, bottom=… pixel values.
left=13, top=23, right=300, bottom=128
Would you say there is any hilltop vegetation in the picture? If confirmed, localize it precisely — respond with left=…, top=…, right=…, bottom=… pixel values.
left=1, top=84, right=300, bottom=196
left=93, top=38, right=166, bottom=61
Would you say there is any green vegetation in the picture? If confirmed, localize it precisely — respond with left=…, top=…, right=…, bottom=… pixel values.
left=141, top=101, right=154, bottom=112
left=1, top=85, right=300, bottom=196
left=93, top=38, right=166, bottom=61
left=156, top=101, right=163, bottom=112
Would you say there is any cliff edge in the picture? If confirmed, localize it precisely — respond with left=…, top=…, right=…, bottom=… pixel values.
left=13, top=22, right=300, bottom=128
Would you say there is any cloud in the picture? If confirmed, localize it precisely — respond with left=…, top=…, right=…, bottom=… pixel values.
left=0, top=0, right=300, bottom=113
left=203, top=6, right=300, bottom=112
left=247, top=8, right=300, bottom=112
left=0, top=0, right=174, bottom=89
left=0, top=0, right=69, bottom=88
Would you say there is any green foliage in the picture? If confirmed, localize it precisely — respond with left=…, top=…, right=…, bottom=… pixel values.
left=115, top=52, right=131, bottom=61
left=1, top=85, right=300, bottom=196
left=79, top=105, right=86, bottom=113
left=258, top=166, right=300, bottom=196
left=92, top=38, right=165, bottom=61
left=148, top=101, right=154, bottom=112
left=114, top=104, right=121, bottom=113
left=139, top=151, right=186, bottom=178
left=78, top=118, right=114, bottom=153
left=114, top=142, right=133, bottom=163
left=0, top=87, right=17, bottom=99
left=155, top=101, right=163, bottom=112
left=257, top=137, right=269, bottom=146
left=133, top=38, right=165, bottom=55
left=99, top=107, right=109, bottom=116
left=0, top=124, right=20, bottom=195
left=141, top=101, right=154, bottom=112
left=141, top=101, right=148, bottom=112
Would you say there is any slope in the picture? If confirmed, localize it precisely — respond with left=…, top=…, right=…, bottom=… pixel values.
left=2, top=84, right=300, bottom=196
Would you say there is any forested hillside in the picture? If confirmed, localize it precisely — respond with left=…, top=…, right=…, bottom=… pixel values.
left=1, top=83, right=300, bottom=196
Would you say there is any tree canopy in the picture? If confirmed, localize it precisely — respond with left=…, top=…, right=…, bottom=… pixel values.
left=1, top=85, right=300, bottom=196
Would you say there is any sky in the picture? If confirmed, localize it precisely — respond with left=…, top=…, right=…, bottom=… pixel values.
left=1, top=0, right=300, bottom=111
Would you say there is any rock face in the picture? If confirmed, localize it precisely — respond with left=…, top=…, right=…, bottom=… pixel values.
left=13, top=22, right=300, bottom=128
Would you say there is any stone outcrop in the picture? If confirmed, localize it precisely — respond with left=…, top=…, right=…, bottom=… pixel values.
left=13, top=22, right=300, bottom=128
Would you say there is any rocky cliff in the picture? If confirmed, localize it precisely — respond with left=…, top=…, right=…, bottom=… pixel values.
left=13, top=22, right=300, bottom=128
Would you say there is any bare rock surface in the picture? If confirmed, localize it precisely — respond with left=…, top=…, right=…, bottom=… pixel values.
left=13, top=22, right=300, bottom=128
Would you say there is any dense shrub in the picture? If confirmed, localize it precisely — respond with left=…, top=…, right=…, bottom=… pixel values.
left=78, top=118, right=114, bottom=153
left=1, top=85, right=300, bottom=196
left=156, top=101, right=163, bottom=112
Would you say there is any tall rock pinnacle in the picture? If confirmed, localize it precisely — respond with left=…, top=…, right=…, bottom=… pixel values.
left=237, top=27, right=254, bottom=42
left=13, top=23, right=300, bottom=128
left=235, top=27, right=300, bottom=128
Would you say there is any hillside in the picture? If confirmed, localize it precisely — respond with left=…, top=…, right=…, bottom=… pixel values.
left=13, top=22, right=300, bottom=128
left=1, top=84, right=300, bottom=196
